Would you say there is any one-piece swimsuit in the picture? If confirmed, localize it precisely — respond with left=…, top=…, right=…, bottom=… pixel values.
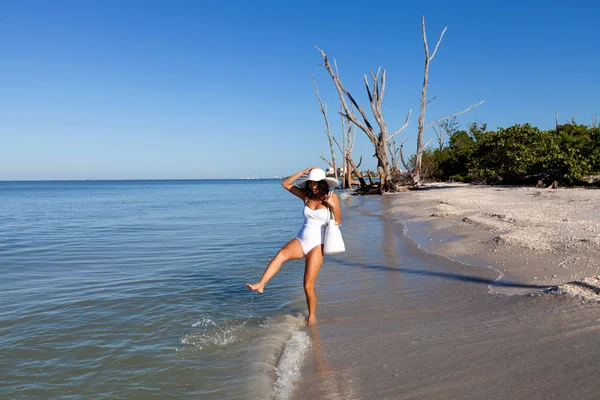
left=296, top=200, right=329, bottom=255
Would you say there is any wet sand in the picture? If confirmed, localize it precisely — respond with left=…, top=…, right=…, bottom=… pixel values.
left=292, top=187, right=600, bottom=400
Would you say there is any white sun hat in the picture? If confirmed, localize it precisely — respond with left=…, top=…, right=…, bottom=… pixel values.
left=296, top=168, right=339, bottom=189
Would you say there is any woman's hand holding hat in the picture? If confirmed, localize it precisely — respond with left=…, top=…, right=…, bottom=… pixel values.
left=325, top=191, right=338, bottom=207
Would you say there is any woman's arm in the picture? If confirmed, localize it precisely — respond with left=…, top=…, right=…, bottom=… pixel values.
left=282, top=167, right=316, bottom=200
left=325, top=192, right=342, bottom=223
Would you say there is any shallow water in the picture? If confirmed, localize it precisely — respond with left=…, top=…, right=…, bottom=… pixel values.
left=0, top=180, right=316, bottom=399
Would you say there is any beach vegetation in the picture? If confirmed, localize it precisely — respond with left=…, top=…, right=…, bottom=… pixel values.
left=430, top=121, right=600, bottom=186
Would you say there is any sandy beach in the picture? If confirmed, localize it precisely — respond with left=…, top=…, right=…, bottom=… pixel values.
left=292, top=184, right=600, bottom=400
left=385, top=183, right=600, bottom=297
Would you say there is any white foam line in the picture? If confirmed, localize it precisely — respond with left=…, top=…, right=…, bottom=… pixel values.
left=271, top=330, right=311, bottom=400
left=541, top=287, right=600, bottom=303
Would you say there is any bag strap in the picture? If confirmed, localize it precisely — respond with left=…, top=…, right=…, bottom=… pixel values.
left=327, top=190, right=335, bottom=223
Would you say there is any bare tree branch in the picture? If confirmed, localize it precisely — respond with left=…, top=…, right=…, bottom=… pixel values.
left=337, top=99, right=360, bottom=189
left=387, top=138, right=403, bottom=173
left=425, top=100, right=485, bottom=130
left=311, top=72, right=338, bottom=181
left=434, top=116, right=460, bottom=151
left=333, top=136, right=344, bottom=154
left=432, top=124, right=442, bottom=151
left=422, top=138, right=432, bottom=150
left=398, top=133, right=413, bottom=178
left=429, top=26, right=447, bottom=61
left=388, top=109, right=413, bottom=140
left=315, top=46, right=376, bottom=144
left=320, top=153, right=334, bottom=167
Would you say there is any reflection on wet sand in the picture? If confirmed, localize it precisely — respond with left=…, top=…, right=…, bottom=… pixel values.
left=303, top=324, right=360, bottom=400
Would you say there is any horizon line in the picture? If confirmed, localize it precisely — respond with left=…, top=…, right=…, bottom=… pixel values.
left=0, top=177, right=285, bottom=183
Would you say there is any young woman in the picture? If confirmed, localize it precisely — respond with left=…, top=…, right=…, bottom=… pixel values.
left=246, top=167, right=342, bottom=325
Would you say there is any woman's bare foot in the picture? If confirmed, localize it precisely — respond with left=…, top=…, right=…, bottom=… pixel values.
left=306, top=315, right=317, bottom=326
left=246, top=283, right=264, bottom=294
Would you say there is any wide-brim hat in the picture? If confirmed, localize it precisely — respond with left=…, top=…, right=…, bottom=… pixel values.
left=296, top=168, right=339, bottom=189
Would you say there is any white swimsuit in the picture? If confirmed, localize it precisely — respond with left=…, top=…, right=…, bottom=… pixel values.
left=296, top=204, right=329, bottom=255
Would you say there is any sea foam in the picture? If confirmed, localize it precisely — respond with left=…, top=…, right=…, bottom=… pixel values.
left=182, top=317, right=250, bottom=350
left=272, top=330, right=311, bottom=400
left=248, top=314, right=311, bottom=399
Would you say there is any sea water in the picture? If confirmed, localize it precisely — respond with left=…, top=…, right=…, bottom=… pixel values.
left=4, top=180, right=600, bottom=399
left=0, top=180, right=320, bottom=399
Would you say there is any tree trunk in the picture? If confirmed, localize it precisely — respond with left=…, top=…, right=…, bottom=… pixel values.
left=344, top=159, right=353, bottom=188
left=366, top=170, right=374, bottom=186
left=348, top=156, right=367, bottom=189
left=376, top=140, right=395, bottom=192
left=413, top=17, right=482, bottom=185
left=415, top=17, right=438, bottom=186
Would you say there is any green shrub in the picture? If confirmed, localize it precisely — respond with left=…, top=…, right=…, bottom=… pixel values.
left=406, top=122, right=600, bottom=186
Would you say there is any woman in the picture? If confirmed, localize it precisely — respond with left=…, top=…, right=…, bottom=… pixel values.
left=246, top=167, right=342, bottom=325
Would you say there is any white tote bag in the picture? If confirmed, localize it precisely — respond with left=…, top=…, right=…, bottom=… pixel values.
left=323, top=207, right=345, bottom=255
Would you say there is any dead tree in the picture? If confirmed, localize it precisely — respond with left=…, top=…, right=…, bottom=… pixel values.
left=398, top=132, right=411, bottom=174
left=399, top=132, right=431, bottom=182
left=413, top=16, right=484, bottom=186
left=341, top=104, right=355, bottom=187
left=316, top=47, right=411, bottom=193
left=311, top=73, right=338, bottom=182
left=387, top=137, right=402, bottom=174
left=432, top=117, right=460, bottom=151
left=334, top=104, right=365, bottom=189
left=348, top=155, right=367, bottom=188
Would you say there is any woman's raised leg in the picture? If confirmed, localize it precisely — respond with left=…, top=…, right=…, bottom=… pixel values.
left=246, top=238, right=304, bottom=293
left=303, top=245, right=324, bottom=325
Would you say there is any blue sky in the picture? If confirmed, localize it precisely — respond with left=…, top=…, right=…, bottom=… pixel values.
left=1, top=0, right=598, bottom=180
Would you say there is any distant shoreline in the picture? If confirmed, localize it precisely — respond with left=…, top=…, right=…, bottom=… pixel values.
left=0, top=178, right=285, bottom=183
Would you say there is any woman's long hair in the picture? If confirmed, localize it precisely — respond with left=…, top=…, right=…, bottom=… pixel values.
left=305, top=180, right=330, bottom=202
